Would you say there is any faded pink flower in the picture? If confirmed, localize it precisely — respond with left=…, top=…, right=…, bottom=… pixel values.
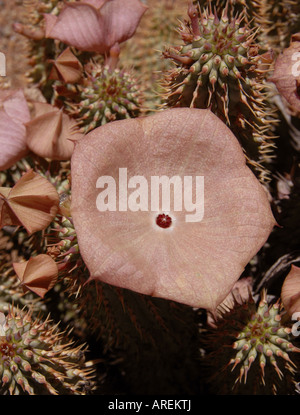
left=44, top=0, right=148, bottom=54
left=281, top=265, right=300, bottom=317
left=0, top=169, right=59, bottom=234
left=25, top=102, right=83, bottom=161
left=0, top=89, right=30, bottom=171
left=71, top=108, right=275, bottom=311
left=271, top=33, right=300, bottom=113
left=48, top=47, right=83, bottom=84
left=13, top=254, right=58, bottom=298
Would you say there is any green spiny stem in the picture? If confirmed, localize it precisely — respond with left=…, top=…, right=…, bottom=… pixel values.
left=202, top=290, right=300, bottom=394
left=60, top=63, right=144, bottom=133
left=0, top=307, right=96, bottom=395
left=162, top=2, right=278, bottom=184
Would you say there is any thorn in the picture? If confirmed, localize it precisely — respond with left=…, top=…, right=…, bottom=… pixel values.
left=230, top=357, right=241, bottom=372
left=188, top=1, right=200, bottom=37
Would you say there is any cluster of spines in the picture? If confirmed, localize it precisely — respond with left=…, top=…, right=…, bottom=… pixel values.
left=198, top=0, right=300, bottom=53
left=163, top=6, right=258, bottom=112
left=21, top=0, right=66, bottom=100
left=20, top=1, right=93, bottom=102
left=47, top=213, right=82, bottom=277
left=203, top=290, right=300, bottom=394
left=252, top=0, right=300, bottom=53
left=0, top=159, right=32, bottom=188
left=0, top=264, right=45, bottom=316
left=120, top=0, right=188, bottom=111
left=0, top=307, right=96, bottom=394
left=61, top=63, right=144, bottom=133
left=229, top=292, right=297, bottom=384
left=203, top=0, right=267, bottom=30
left=24, top=0, right=63, bottom=26
left=162, top=1, right=278, bottom=184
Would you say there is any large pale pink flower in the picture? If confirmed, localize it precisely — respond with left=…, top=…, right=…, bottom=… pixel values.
left=0, top=89, right=30, bottom=171
left=71, top=108, right=275, bottom=311
left=44, top=0, right=148, bottom=54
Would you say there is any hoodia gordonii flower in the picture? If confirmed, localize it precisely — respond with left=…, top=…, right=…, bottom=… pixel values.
left=271, top=33, right=300, bottom=113
left=0, top=308, right=96, bottom=394
left=0, top=90, right=30, bottom=171
left=71, top=108, right=275, bottom=310
left=44, top=0, right=148, bottom=55
left=0, top=170, right=59, bottom=235
left=281, top=265, right=300, bottom=318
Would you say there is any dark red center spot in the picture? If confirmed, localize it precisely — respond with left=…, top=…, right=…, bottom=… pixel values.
left=156, top=214, right=172, bottom=229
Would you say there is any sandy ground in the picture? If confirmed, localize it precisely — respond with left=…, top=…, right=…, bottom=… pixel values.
left=0, top=0, right=29, bottom=89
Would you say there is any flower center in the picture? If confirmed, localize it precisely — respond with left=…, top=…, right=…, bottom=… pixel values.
left=0, top=339, right=15, bottom=360
left=250, top=322, right=264, bottom=338
left=156, top=213, right=172, bottom=229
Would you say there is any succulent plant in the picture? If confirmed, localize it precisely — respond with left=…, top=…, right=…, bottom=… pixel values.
left=71, top=107, right=275, bottom=309
left=0, top=263, right=45, bottom=316
left=47, top=212, right=82, bottom=280
left=15, top=0, right=93, bottom=102
left=253, top=0, right=300, bottom=53
left=60, top=62, right=144, bottom=133
left=199, top=0, right=300, bottom=46
left=1, top=0, right=299, bottom=396
left=45, top=213, right=181, bottom=349
left=121, top=0, right=188, bottom=110
left=162, top=2, right=278, bottom=183
left=197, top=0, right=255, bottom=22
left=203, top=289, right=300, bottom=394
left=0, top=306, right=96, bottom=395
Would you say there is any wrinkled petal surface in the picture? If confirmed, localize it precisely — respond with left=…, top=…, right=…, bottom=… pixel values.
left=13, top=254, right=58, bottom=298
left=48, top=47, right=83, bottom=83
left=45, top=3, right=107, bottom=53
left=71, top=108, right=275, bottom=310
left=101, top=0, right=148, bottom=49
left=0, top=169, right=59, bottom=234
left=0, top=90, right=30, bottom=171
left=26, top=102, right=82, bottom=160
left=272, top=34, right=300, bottom=113
left=83, top=0, right=106, bottom=8
left=45, top=0, right=147, bottom=53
